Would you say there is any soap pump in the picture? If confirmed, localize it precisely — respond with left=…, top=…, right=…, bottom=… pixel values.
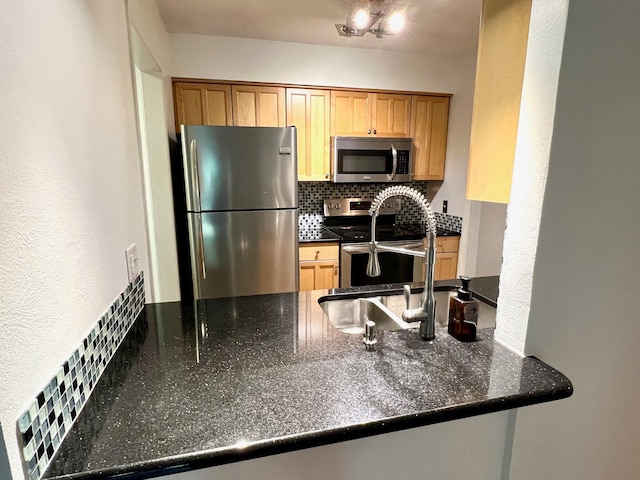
left=448, top=276, right=479, bottom=342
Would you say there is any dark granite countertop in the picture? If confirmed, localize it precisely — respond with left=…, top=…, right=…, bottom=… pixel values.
left=44, top=279, right=571, bottom=480
left=298, top=229, right=341, bottom=243
left=298, top=226, right=460, bottom=243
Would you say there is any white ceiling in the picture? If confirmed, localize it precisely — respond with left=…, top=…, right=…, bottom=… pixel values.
left=155, top=0, right=482, bottom=56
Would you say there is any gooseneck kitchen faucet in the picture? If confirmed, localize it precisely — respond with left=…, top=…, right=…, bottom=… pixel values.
left=367, top=186, right=438, bottom=340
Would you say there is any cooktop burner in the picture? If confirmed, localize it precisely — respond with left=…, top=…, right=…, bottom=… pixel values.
left=325, top=226, right=369, bottom=240
left=322, top=224, right=425, bottom=243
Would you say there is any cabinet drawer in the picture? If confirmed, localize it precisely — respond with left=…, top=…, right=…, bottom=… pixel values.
left=299, top=243, right=339, bottom=261
left=435, top=236, right=459, bottom=253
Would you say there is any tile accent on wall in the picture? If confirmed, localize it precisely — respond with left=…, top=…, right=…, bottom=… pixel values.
left=16, top=273, right=145, bottom=480
left=298, top=182, right=463, bottom=233
left=435, top=212, right=463, bottom=233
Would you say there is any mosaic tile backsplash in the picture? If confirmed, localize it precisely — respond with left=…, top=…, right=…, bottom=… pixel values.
left=16, top=273, right=145, bottom=480
left=298, top=182, right=462, bottom=234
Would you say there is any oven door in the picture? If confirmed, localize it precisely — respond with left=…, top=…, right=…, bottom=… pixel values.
left=340, top=241, right=423, bottom=288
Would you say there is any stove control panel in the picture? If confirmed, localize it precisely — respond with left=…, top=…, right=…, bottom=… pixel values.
left=323, top=198, right=400, bottom=216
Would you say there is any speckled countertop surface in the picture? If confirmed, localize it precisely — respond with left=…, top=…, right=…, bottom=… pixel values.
left=298, top=226, right=461, bottom=243
left=44, top=279, right=571, bottom=480
left=298, top=229, right=341, bottom=243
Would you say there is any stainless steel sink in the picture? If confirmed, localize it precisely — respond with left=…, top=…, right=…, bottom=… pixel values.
left=319, top=296, right=411, bottom=334
left=319, top=288, right=496, bottom=334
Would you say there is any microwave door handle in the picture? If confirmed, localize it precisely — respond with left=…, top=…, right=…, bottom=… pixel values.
left=389, top=144, right=397, bottom=180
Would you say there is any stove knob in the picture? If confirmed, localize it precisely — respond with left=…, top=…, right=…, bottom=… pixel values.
left=335, top=203, right=341, bottom=210
left=386, top=202, right=392, bottom=208
left=327, top=204, right=332, bottom=210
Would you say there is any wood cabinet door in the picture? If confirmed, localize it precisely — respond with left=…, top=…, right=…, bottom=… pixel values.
left=422, top=236, right=459, bottom=281
left=299, top=263, right=317, bottom=291
left=411, top=95, right=450, bottom=180
left=286, top=88, right=331, bottom=181
left=173, top=82, right=232, bottom=131
left=232, top=85, right=285, bottom=127
left=315, top=260, right=339, bottom=289
left=372, top=93, right=412, bottom=137
left=434, top=252, right=459, bottom=281
left=330, top=91, right=371, bottom=136
left=299, top=243, right=339, bottom=291
left=466, top=0, right=532, bottom=203
left=299, top=261, right=339, bottom=291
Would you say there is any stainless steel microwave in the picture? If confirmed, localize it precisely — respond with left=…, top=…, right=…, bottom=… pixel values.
left=331, top=136, right=413, bottom=183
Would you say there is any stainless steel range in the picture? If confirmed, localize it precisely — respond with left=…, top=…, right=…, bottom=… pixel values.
left=322, top=198, right=427, bottom=288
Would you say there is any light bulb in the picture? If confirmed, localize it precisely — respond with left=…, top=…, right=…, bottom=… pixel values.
left=353, top=8, right=370, bottom=29
left=387, top=11, right=405, bottom=33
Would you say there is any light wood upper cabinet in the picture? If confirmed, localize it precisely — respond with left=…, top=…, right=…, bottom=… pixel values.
left=232, top=85, right=285, bottom=127
left=286, top=88, right=331, bottom=181
left=173, top=82, right=232, bottom=131
left=331, top=91, right=412, bottom=137
left=372, top=93, right=412, bottom=137
left=466, top=0, right=533, bottom=203
left=172, top=80, right=452, bottom=182
left=411, top=95, right=450, bottom=181
left=330, top=91, right=371, bottom=136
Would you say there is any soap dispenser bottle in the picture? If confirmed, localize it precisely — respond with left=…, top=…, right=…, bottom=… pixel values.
left=448, top=276, right=479, bottom=342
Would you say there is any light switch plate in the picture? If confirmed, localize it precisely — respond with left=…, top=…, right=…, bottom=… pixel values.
left=125, top=243, right=138, bottom=283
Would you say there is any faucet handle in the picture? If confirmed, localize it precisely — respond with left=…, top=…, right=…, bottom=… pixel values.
left=403, top=284, right=411, bottom=310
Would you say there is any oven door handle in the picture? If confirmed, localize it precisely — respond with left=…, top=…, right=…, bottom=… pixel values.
left=342, top=244, right=372, bottom=255
left=342, top=241, right=424, bottom=255
left=401, top=242, right=424, bottom=250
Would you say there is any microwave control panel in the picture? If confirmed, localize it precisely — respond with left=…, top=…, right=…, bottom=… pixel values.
left=397, top=151, right=410, bottom=174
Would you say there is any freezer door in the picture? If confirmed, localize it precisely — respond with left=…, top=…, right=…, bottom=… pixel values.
left=187, top=210, right=299, bottom=299
left=181, top=125, right=297, bottom=212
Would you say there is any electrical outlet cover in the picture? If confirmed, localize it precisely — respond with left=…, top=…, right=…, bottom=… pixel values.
left=125, top=244, right=138, bottom=283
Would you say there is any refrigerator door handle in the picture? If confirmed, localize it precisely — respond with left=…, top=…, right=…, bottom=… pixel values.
left=190, top=139, right=202, bottom=210
left=198, top=217, right=207, bottom=280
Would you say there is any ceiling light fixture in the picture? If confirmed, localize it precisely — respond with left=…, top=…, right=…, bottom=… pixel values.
left=336, top=0, right=411, bottom=39
left=352, top=7, right=371, bottom=29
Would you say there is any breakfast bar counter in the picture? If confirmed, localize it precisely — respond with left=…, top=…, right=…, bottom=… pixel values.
left=43, top=279, right=572, bottom=480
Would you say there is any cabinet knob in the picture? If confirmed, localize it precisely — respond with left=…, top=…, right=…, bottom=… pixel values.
left=367, top=129, right=371, bottom=134
left=373, top=129, right=377, bottom=135
left=325, top=173, right=329, bottom=179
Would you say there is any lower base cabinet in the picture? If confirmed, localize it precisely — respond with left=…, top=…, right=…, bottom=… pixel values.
left=299, top=243, right=339, bottom=291
left=423, top=236, right=460, bottom=281
left=435, top=236, right=460, bottom=280
left=300, top=237, right=457, bottom=290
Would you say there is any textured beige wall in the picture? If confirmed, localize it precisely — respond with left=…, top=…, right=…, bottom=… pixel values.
left=0, top=2, right=148, bottom=477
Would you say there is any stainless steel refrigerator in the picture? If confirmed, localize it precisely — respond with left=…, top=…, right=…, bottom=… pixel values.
left=180, top=125, right=298, bottom=299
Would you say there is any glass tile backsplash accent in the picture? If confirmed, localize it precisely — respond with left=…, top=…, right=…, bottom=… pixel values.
left=16, top=273, right=145, bottom=480
left=298, top=182, right=462, bottom=234
left=434, top=212, right=463, bottom=233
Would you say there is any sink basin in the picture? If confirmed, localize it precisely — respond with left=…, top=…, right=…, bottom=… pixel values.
left=319, top=296, right=412, bottom=334
left=319, top=288, right=496, bottom=334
